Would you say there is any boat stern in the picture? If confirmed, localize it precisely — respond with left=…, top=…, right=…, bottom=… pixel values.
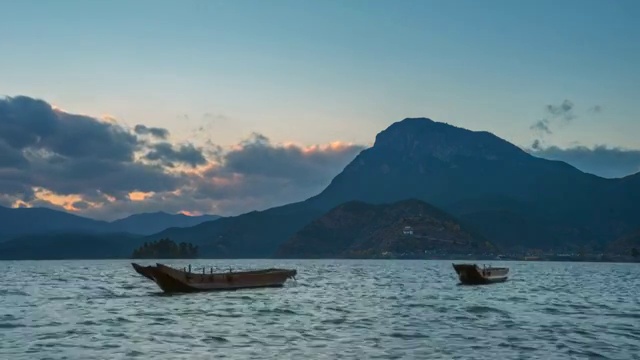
left=285, top=269, right=297, bottom=279
left=452, top=263, right=509, bottom=285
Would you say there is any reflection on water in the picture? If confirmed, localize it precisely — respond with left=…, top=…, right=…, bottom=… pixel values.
left=1, top=259, right=639, bottom=359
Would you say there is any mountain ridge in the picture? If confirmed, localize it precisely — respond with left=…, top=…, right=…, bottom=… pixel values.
left=0, top=205, right=222, bottom=241
left=109, top=212, right=221, bottom=235
left=311, top=118, right=638, bottom=250
left=607, top=229, right=640, bottom=256
left=277, top=198, right=495, bottom=258
left=146, top=117, right=639, bottom=258
left=2, top=117, right=638, bottom=259
left=0, top=205, right=111, bottom=241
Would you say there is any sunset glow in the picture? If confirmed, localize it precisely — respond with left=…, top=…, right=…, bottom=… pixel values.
left=128, top=191, right=154, bottom=201
left=300, top=141, right=361, bottom=154
left=10, top=200, right=31, bottom=208
left=33, top=188, right=88, bottom=212
left=101, top=114, right=118, bottom=123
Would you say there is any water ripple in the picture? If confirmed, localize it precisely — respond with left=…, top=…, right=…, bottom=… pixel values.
left=0, top=259, right=639, bottom=359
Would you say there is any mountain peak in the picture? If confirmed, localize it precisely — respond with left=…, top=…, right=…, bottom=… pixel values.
left=373, top=117, right=527, bottom=161
left=372, top=117, right=526, bottom=162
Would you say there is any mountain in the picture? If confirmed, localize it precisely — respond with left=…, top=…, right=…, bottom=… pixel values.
left=313, top=118, right=639, bottom=250
left=149, top=117, right=640, bottom=257
left=0, top=208, right=221, bottom=259
left=109, top=212, right=221, bottom=235
left=0, top=205, right=222, bottom=242
left=0, top=205, right=111, bottom=241
left=607, top=229, right=640, bottom=256
left=0, top=232, right=143, bottom=260
left=150, top=202, right=325, bottom=258
left=277, top=199, right=494, bottom=258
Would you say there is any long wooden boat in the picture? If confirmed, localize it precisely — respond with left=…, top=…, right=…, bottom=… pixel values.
left=452, top=263, right=509, bottom=285
left=132, top=263, right=156, bottom=281
left=131, top=263, right=297, bottom=293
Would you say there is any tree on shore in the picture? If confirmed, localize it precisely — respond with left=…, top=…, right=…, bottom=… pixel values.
left=131, top=238, right=198, bottom=259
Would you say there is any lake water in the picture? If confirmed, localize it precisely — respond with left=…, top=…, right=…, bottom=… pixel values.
left=1, top=260, right=639, bottom=359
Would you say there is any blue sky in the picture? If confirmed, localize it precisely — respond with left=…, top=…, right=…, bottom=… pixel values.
left=1, top=0, right=638, bottom=148
left=0, top=0, right=639, bottom=219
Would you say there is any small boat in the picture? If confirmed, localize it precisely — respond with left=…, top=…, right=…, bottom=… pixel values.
left=452, top=263, right=509, bottom=285
left=131, top=263, right=156, bottom=281
left=131, top=263, right=297, bottom=293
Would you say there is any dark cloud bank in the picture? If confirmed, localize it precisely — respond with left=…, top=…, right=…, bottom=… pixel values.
left=0, top=95, right=364, bottom=220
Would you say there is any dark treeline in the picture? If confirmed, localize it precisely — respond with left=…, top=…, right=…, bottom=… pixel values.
left=131, top=238, right=198, bottom=259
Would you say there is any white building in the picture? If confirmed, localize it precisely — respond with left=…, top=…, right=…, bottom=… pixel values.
left=402, top=226, right=414, bottom=236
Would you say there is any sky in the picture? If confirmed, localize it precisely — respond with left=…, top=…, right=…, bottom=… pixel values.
left=0, top=0, right=639, bottom=220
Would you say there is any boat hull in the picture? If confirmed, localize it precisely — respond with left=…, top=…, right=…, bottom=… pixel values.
left=452, top=263, right=508, bottom=285
left=131, top=263, right=156, bottom=281
left=131, top=263, right=296, bottom=293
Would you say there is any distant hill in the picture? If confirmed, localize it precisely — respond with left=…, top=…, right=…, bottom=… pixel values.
left=277, top=199, right=494, bottom=258
left=148, top=117, right=640, bottom=257
left=0, top=232, right=143, bottom=260
left=0, top=205, right=111, bottom=241
left=0, top=206, right=221, bottom=242
left=150, top=203, right=325, bottom=258
left=110, top=212, right=221, bottom=235
left=0, top=206, right=221, bottom=259
left=607, top=229, right=640, bottom=257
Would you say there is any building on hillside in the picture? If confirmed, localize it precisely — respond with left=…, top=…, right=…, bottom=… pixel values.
left=402, top=226, right=414, bottom=236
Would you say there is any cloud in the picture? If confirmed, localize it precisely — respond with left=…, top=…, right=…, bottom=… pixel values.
left=144, top=142, right=207, bottom=168
left=203, top=113, right=228, bottom=121
left=530, top=119, right=552, bottom=135
left=134, top=124, right=170, bottom=139
left=531, top=139, right=542, bottom=150
left=0, top=96, right=58, bottom=149
left=187, top=134, right=365, bottom=214
left=26, top=156, right=185, bottom=199
left=0, top=95, right=139, bottom=162
left=529, top=144, right=640, bottom=178
left=0, top=95, right=365, bottom=220
left=0, top=140, right=29, bottom=168
left=77, top=136, right=364, bottom=220
left=588, top=105, right=603, bottom=114
left=0, top=96, right=195, bottom=211
left=545, top=99, right=575, bottom=121
left=71, top=200, right=91, bottom=210
left=0, top=168, right=33, bottom=201
left=529, top=99, right=581, bottom=143
left=222, top=134, right=364, bottom=186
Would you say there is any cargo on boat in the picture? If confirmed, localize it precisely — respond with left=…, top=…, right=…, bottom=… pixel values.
left=452, top=263, right=509, bottom=285
left=131, top=263, right=297, bottom=293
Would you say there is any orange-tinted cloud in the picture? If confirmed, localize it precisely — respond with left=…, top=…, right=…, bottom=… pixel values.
left=128, top=191, right=154, bottom=201
left=33, top=188, right=90, bottom=212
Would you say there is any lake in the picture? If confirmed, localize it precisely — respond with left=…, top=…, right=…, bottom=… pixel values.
left=1, top=260, right=639, bottom=359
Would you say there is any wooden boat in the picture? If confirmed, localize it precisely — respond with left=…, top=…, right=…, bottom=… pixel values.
left=131, top=263, right=156, bottom=281
left=131, top=263, right=297, bottom=293
left=452, top=263, right=509, bottom=285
